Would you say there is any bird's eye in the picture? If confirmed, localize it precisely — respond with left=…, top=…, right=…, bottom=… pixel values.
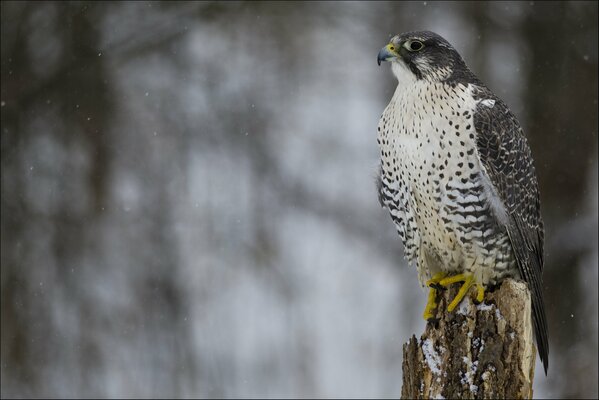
left=405, top=40, right=424, bottom=52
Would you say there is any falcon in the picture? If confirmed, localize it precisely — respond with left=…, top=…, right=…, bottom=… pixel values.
left=376, top=31, right=548, bottom=373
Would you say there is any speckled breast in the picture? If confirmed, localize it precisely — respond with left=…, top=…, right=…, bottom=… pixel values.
left=378, top=81, right=516, bottom=285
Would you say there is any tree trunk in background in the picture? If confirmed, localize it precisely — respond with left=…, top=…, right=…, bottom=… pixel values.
left=522, top=4, right=598, bottom=398
left=401, top=279, right=535, bottom=399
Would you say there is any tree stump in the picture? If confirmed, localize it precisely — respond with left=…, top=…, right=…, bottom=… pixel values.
left=401, top=278, right=536, bottom=399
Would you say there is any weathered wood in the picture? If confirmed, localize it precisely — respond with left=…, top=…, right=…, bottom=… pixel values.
left=401, top=279, right=536, bottom=399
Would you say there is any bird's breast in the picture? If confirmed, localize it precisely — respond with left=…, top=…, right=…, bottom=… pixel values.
left=378, top=82, right=492, bottom=262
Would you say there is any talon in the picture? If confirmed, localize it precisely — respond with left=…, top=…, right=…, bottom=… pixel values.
left=426, top=272, right=447, bottom=287
left=423, top=286, right=440, bottom=320
left=447, top=276, right=474, bottom=311
left=424, top=272, right=485, bottom=317
left=430, top=283, right=446, bottom=291
left=423, top=272, right=448, bottom=320
left=475, top=285, right=485, bottom=303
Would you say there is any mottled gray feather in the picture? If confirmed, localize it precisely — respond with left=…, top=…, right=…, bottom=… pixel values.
left=472, top=87, right=548, bottom=373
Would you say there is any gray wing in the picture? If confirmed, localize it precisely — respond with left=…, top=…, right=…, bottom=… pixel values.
left=472, top=86, right=549, bottom=374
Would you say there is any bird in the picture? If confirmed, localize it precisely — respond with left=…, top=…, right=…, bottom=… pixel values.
left=375, top=31, right=548, bottom=374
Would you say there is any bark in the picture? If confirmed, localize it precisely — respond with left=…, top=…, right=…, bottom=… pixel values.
left=401, top=279, right=536, bottom=399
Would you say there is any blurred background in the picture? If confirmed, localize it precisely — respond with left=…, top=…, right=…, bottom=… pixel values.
left=1, top=1, right=597, bottom=398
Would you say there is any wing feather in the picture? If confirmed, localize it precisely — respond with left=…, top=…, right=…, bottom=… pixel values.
left=472, top=86, right=549, bottom=374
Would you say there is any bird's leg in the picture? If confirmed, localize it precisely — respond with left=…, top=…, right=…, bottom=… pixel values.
left=423, top=272, right=447, bottom=320
left=438, top=273, right=485, bottom=312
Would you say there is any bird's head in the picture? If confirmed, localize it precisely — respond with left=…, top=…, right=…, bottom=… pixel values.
left=377, top=31, right=472, bottom=84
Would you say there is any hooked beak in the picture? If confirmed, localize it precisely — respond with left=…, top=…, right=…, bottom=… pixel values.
left=377, top=43, right=399, bottom=66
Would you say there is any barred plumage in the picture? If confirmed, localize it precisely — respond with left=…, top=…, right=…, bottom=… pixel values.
left=376, top=31, right=548, bottom=373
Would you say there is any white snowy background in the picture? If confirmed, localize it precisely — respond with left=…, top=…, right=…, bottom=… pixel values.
left=1, top=2, right=597, bottom=398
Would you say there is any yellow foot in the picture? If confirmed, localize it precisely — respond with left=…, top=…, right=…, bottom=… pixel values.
left=476, top=284, right=485, bottom=303
left=423, top=272, right=447, bottom=320
left=438, top=273, right=486, bottom=312
left=423, top=287, right=438, bottom=320
left=426, top=272, right=447, bottom=288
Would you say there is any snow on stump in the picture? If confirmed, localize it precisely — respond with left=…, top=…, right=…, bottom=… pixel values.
left=401, top=278, right=536, bottom=399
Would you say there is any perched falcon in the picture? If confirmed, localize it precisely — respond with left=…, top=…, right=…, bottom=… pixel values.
left=376, top=31, right=548, bottom=373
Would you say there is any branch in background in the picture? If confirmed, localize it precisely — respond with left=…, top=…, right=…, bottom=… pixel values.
left=401, top=279, right=535, bottom=399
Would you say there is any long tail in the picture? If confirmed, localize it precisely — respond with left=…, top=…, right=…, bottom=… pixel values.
left=531, top=279, right=549, bottom=375
left=509, top=218, right=549, bottom=374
